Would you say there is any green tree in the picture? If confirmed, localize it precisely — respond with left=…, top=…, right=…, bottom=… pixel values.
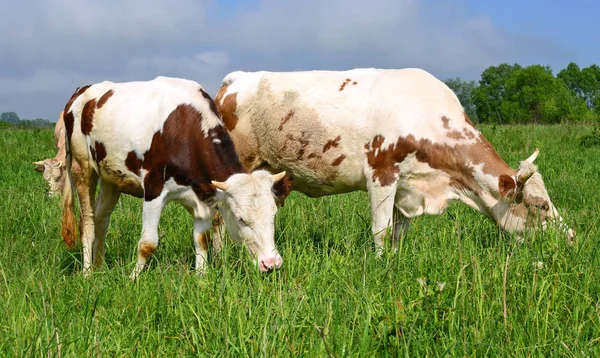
left=444, top=77, right=479, bottom=122
left=510, top=65, right=587, bottom=123
left=0, top=112, right=21, bottom=125
left=557, top=62, right=584, bottom=97
left=581, top=64, right=600, bottom=113
left=474, top=64, right=589, bottom=123
left=473, top=63, right=522, bottom=123
left=558, top=63, right=600, bottom=114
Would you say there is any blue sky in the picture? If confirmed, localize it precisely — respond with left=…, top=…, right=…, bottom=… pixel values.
left=0, top=0, right=597, bottom=120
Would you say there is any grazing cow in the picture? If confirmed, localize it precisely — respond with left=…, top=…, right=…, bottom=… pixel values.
left=33, top=111, right=69, bottom=196
left=61, top=76, right=292, bottom=278
left=214, top=68, right=574, bottom=250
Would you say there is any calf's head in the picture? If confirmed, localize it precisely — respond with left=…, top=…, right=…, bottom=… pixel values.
left=496, top=149, right=574, bottom=239
left=212, top=170, right=293, bottom=272
left=33, top=158, right=65, bottom=197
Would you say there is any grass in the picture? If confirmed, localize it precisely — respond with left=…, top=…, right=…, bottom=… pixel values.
left=0, top=124, right=599, bottom=356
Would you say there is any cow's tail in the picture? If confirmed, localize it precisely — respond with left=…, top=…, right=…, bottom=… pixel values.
left=61, top=132, right=77, bottom=249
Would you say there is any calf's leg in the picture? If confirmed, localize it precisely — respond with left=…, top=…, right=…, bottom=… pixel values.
left=73, top=167, right=98, bottom=275
left=93, top=179, right=121, bottom=267
left=130, top=192, right=166, bottom=280
left=193, top=219, right=212, bottom=273
left=211, top=210, right=225, bottom=254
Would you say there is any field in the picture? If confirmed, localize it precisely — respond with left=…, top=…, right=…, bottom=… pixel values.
left=1, top=124, right=599, bottom=356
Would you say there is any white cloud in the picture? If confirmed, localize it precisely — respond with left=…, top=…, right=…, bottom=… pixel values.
left=196, top=52, right=231, bottom=67
left=0, top=0, right=573, bottom=119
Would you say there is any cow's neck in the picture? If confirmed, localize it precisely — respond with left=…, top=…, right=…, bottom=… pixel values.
left=451, top=155, right=516, bottom=226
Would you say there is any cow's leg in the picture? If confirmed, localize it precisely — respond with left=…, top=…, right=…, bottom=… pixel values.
left=211, top=210, right=225, bottom=254
left=93, top=179, right=121, bottom=267
left=367, top=181, right=398, bottom=253
left=193, top=219, right=212, bottom=274
left=73, top=166, right=98, bottom=275
left=392, top=205, right=410, bottom=250
left=130, top=192, right=166, bottom=280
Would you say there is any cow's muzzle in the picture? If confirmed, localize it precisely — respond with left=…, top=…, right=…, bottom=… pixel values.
left=258, top=254, right=283, bottom=272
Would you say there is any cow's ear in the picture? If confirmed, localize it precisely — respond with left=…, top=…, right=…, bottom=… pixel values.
left=273, top=173, right=294, bottom=207
left=499, top=174, right=516, bottom=199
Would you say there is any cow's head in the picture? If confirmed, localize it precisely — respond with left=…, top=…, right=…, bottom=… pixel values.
left=33, top=158, right=65, bottom=197
left=212, top=170, right=293, bottom=272
left=496, top=149, right=574, bottom=239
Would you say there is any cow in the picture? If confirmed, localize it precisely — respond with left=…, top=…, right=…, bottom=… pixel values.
left=61, top=76, right=292, bottom=279
left=33, top=111, right=69, bottom=196
left=214, top=68, right=575, bottom=252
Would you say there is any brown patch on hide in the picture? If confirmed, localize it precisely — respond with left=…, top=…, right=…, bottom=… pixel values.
left=125, top=151, right=143, bottom=175
left=463, top=128, right=475, bottom=139
left=279, top=110, right=294, bottom=131
left=442, top=115, right=470, bottom=140
left=63, top=111, right=75, bottom=143
left=90, top=146, right=96, bottom=161
left=141, top=104, right=244, bottom=202
left=339, top=78, right=352, bottom=91
left=441, top=116, right=450, bottom=129
left=353, top=81, right=357, bottom=85
left=63, top=85, right=91, bottom=141
left=332, top=154, right=346, bottom=166
left=464, top=113, right=475, bottom=128
left=80, top=98, right=97, bottom=135
left=215, top=86, right=239, bottom=131
left=365, top=132, right=514, bottom=193
left=196, top=233, right=209, bottom=251
left=524, top=194, right=549, bottom=212
left=308, top=153, right=321, bottom=159
left=200, top=88, right=220, bottom=118
left=139, top=241, right=157, bottom=259
left=447, top=130, right=465, bottom=140
left=94, top=142, right=107, bottom=163
left=273, top=173, right=294, bottom=206
left=96, top=89, right=114, bottom=109
left=284, top=132, right=310, bottom=160
left=323, top=135, right=341, bottom=152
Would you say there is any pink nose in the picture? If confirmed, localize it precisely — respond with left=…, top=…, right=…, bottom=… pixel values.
left=258, top=255, right=283, bottom=272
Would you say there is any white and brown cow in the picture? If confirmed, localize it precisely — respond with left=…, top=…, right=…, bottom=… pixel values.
left=61, top=76, right=292, bottom=278
left=214, top=68, right=574, bottom=250
left=33, top=111, right=71, bottom=196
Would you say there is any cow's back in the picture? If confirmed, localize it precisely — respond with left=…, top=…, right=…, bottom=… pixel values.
left=217, top=68, right=473, bottom=196
left=67, top=76, right=232, bottom=197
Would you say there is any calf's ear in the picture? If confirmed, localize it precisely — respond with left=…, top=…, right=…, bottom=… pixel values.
left=272, top=172, right=294, bottom=207
left=499, top=174, right=516, bottom=199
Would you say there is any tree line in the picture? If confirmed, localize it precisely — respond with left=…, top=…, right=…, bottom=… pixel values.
left=0, top=112, right=54, bottom=129
left=445, top=62, right=600, bottom=124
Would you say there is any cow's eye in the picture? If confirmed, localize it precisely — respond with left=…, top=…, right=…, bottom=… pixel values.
left=236, top=216, right=246, bottom=224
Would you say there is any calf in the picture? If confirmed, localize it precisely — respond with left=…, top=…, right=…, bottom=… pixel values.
left=214, top=68, right=574, bottom=250
left=61, top=77, right=292, bottom=278
left=33, top=111, right=69, bottom=196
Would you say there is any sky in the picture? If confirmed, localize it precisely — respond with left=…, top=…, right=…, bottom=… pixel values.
left=0, top=0, right=597, bottom=121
